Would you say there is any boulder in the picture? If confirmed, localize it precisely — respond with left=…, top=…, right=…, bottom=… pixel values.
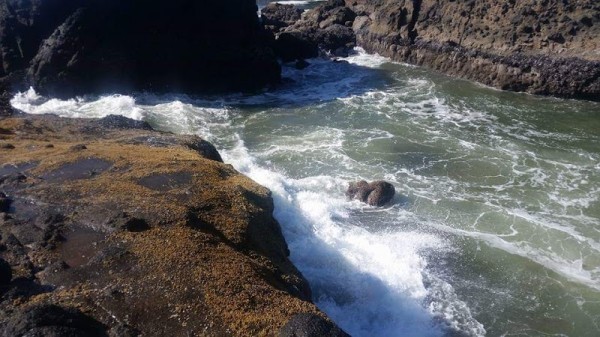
left=346, top=180, right=395, bottom=206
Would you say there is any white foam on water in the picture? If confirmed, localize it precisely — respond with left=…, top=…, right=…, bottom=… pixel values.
left=344, top=47, right=390, bottom=68
left=11, top=87, right=145, bottom=120
left=220, top=139, right=484, bottom=336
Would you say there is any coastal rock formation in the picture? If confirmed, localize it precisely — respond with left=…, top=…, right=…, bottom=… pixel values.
left=270, top=0, right=357, bottom=61
left=0, top=113, right=346, bottom=336
left=0, top=0, right=280, bottom=97
left=346, top=180, right=395, bottom=206
left=345, top=0, right=600, bottom=100
left=262, top=3, right=304, bottom=33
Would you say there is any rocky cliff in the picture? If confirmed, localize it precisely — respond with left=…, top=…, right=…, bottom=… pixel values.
left=347, top=0, right=600, bottom=99
left=0, top=0, right=280, bottom=97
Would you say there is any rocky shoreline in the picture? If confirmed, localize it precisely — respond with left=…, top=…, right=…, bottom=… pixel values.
left=0, top=112, right=349, bottom=336
left=263, top=0, right=600, bottom=100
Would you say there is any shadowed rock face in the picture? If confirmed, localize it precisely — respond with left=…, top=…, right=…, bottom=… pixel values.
left=268, top=0, right=357, bottom=61
left=0, top=0, right=281, bottom=97
left=0, top=114, right=339, bottom=336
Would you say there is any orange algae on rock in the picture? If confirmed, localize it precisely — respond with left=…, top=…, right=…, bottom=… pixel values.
left=0, top=114, right=335, bottom=336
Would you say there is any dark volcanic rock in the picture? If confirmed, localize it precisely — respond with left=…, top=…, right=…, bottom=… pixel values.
left=0, top=0, right=280, bottom=97
left=1, top=304, right=107, bottom=337
left=347, top=0, right=600, bottom=100
left=0, top=191, right=11, bottom=212
left=94, top=115, right=152, bottom=131
left=0, top=258, right=11, bottom=285
left=273, top=0, right=357, bottom=61
left=346, top=180, right=395, bottom=206
left=0, top=79, right=14, bottom=116
left=262, top=3, right=303, bottom=32
left=0, top=0, right=85, bottom=77
left=279, top=313, right=350, bottom=337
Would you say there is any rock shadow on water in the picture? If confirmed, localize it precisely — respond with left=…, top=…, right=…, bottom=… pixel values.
left=133, top=56, right=396, bottom=111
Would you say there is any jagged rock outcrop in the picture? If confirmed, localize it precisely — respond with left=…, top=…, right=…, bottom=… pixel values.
left=345, top=0, right=600, bottom=100
left=0, top=0, right=281, bottom=97
left=0, top=0, right=85, bottom=78
left=262, top=3, right=304, bottom=34
left=270, top=0, right=357, bottom=61
left=0, top=113, right=347, bottom=336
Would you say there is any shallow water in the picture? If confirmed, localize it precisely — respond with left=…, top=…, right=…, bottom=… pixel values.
left=11, top=49, right=600, bottom=336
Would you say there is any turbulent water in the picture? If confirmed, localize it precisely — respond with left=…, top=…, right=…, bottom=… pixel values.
left=11, top=47, right=600, bottom=336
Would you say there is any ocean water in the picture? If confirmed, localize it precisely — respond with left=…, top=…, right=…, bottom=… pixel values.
left=11, top=49, right=600, bottom=336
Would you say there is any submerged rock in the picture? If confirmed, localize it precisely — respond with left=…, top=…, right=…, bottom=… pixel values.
left=346, top=180, right=395, bottom=206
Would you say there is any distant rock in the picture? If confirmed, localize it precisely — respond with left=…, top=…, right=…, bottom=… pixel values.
left=347, top=0, right=600, bottom=100
left=346, top=180, right=395, bottom=206
left=272, top=0, right=357, bottom=62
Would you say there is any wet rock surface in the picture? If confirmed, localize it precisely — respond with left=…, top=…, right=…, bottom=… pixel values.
left=2, top=304, right=107, bottom=337
left=0, top=113, right=338, bottom=336
left=279, top=313, right=351, bottom=337
left=346, top=180, right=395, bottom=207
